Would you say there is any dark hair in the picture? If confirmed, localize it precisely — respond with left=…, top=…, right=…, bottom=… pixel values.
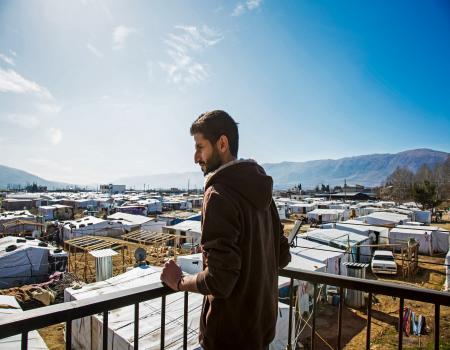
left=190, top=110, right=239, bottom=157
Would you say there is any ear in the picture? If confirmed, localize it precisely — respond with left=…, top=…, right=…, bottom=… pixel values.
left=217, top=135, right=229, bottom=154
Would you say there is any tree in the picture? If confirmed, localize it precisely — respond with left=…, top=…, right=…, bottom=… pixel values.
left=385, top=167, right=414, bottom=202
left=433, top=156, right=450, bottom=202
left=414, top=164, right=433, bottom=184
left=412, top=180, right=441, bottom=210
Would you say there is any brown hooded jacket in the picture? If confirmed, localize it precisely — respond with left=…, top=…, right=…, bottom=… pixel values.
left=195, top=159, right=291, bottom=349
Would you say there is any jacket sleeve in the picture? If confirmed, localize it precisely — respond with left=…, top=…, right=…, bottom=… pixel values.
left=196, top=187, right=241, bottom=298
left=271, top=200, right=291, bottom=269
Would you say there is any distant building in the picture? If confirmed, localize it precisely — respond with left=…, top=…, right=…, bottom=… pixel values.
left=100, top=184, right=126, bottom=194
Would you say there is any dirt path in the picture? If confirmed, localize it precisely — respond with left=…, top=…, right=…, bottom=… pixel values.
left=38, top=323, right=65, bottom=350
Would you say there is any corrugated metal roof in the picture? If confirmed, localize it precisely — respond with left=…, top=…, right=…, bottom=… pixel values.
left=343, top=262, right=369, bottom=268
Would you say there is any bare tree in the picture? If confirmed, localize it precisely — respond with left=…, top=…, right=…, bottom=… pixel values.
left=385, top=167, right=414, bottom=202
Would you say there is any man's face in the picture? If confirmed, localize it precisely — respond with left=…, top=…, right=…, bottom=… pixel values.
left=194, top=133, right=223, bottom=175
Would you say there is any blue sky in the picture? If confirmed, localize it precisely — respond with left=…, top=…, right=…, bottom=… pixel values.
left=0, top=0, right=449, bottom=184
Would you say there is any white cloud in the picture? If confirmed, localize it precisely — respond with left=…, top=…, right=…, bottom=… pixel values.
left=160, top=25, right=223, bottom=85
left=36, top=103, right=62, bottom=116
left=49, top=128, right=62, bottom=145
left=247, top=0, right=262, bottom=10
left=0, top=68, right=53, bottom=99
left=86, top=43, right=104, bottom=58
left=6, top=113, right=40, bottom=129
left=232, top=0, right=262, bottom=16
left=232, top=4, right=246, bottom=16
left=113, top=25, right=136, bottom=50
left=9, top=49, right=17, bottom=57
left=0, top=53, right=15, bottom=66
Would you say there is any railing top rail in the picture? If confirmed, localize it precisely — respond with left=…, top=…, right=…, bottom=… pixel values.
left=280, top=267, right=450, bottom=306
left=0, top=281, right=175, bottom=340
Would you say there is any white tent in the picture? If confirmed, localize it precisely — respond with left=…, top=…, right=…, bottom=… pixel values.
left=307, top=209, right=349, bottom=223
left=0, top=210, right=36, bottom=226
left=356, top=211, right=409, bottom=226
left=304, top=229, right=372, bottom=263
left=177, top=253, right=203, bottom=275
left=389, top=228, right=432, bottom=255
left=62, top=216, right=122, bottom=240
left=288, top=203, right=316, bottom=214
left=389, top=227, right=448, bottom=255
left=0, top=295, right=48, bottom=349
left=396, top=225, right=449, bottom=254
left=274, top=202, right=287, bottom=220
left=335, top=223, right=390, bottom=245
left=65, top=265, right=293, bottom=350
left=291, top=238, right=349, bottom=275
left=107, top=212, right=165, bottom=233
left=0, top=236, right=55, bottom=289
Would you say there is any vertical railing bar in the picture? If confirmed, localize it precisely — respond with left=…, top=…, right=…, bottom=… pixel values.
left=21, top=332, right=28, bottom=350
left=161, top=295, right=166, bottom=350
left=288, top=278, right=294, bottom=350
left=366, top=292, right=372, bottom=350
left=103, top=310, right=108, bottom=350
left=337, top=287, right=344, bottom=350
left=434, top=304, right=440, bottom=350
left=312, top=283, right=318, bottom=350
left=66, top=319, right=72, bottom=350
left=134, top=303, right=139, bottom=350
left=398, top=297, right=404, bottom=350
left=183, top=292, right=188, bottom=350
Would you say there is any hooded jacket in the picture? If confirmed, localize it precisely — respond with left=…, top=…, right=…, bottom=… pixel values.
left=195, top=159, right=291, bottom=349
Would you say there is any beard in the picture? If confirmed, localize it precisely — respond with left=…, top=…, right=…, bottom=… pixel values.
left=200, top=147, right=223, bottom=175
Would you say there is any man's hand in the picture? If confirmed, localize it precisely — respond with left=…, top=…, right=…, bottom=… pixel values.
left=160, top=259, right=183, bottom=291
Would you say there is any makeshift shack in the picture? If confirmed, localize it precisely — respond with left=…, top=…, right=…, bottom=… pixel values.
left=163, top=220, right=202, bottom=245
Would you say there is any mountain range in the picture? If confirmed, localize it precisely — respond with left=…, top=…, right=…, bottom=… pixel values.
left=0, top=164, right=74, bottom=190
left=0, top=149, right=448, bottom=190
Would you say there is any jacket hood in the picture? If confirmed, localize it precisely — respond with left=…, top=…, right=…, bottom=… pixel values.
left=204, top=159, right=273, bottom=209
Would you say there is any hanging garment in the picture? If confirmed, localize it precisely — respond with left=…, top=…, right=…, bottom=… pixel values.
left=411, top=311, right=418, bottom=335
left=404, top=307, right=411, bottom=336
left=421, top=315, right=427, bottom=335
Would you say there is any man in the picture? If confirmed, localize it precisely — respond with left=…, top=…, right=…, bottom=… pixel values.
left=160, top=110, right=291, bottom=349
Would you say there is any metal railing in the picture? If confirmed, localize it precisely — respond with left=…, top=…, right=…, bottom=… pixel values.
left=0, top=267, right=449, bottom=349
left=279, top=267, right=450, bottom=350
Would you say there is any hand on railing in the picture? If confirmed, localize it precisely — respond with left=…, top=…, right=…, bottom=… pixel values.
left=160, top=259, right=183, bottom=291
